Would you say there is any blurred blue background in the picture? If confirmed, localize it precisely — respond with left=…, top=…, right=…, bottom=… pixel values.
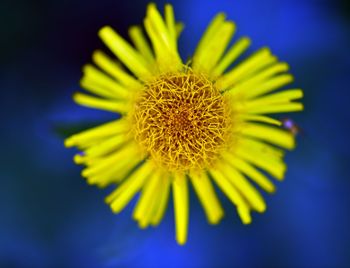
left=1, top=0, right=350, bottom=267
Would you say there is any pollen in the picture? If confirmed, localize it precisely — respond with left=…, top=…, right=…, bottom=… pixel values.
left=131, top=69, right=232, bottom=172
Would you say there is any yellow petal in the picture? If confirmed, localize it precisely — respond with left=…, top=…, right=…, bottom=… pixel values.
left=99, top=26, right=152, bottom=79
left=147, top=3, right=172, bottom=49
left=172, top=172, right=189, bottom=245
left=209, top=168, right=251, bottom=224
left=247, top=74, right=294, bottom=99
left=165, top=4, right=177, bottom=49
left=151, top=174, right=171, bottom=226
left=64, top=119, right=128, bottom=148
left=84, top=135, right=131, bottom=158
left=237, top=206, right=252, bottom=224
left=241, top=122, right=295, bottom=149
left=227, top=62, right=290, bottom=97
left=245, top=89, right=303, bottom=109
left=144, top=3, right=182, bottom=71
left=80, top=78, right=118, bottom=99
left=218, top=162, right=266, bottom=212
left=190, top=171, right=224, bottom=224
left=74, top=136, right=131, bottom=165
left=219, top=48, right=276, bottom=90
left=175, top=22, right=184, bottom=37
left=193, top=13, right=226, bottom=68
left=239, top=114, right=282, bottom=126
left=87, top=157, right=140, bottom=188
left=92, top=50, right=142, bottom=88
left=81, top=65, right=131, bottom=100
left=241, top=137, right=285, bottom=159
left=82, top=143, right=139, bottom=177
left=106, top=161, right=155, bottom=213
left=133, top=170, right=161, bottom=227
left=235, top=141, right=287, bottom=180
left=246, top=102, right=304, bottom=114
left=193, top=22, right=236, bottom=73
left=128, top=26, right=154, bottom=63
left=73, top=92, right=129, bottom=114
left=212, top=37, right=251, bottom=77
left=224, top=155, right=276, bottom=193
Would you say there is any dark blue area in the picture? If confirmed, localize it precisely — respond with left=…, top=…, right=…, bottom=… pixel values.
left=1, top=0, right=349, bottom=267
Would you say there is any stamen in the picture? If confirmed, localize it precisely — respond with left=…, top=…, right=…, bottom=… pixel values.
left=131, top=69, right=232, bottom=171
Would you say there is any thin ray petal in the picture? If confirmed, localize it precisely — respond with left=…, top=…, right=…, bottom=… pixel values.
left=128, top=26, right=155, bottom=63
left=81, top=65, right=131, bottom=99
left=193, top=21, right=236, bottom=73
left=219, top=48, right=276, bottom=90
left=151, top=174, right=171, bottom=226
left=190, top=171, right=224, bottom=224
left=209, top=168, right=252, bottom=224
left=172, top=172, right=189, bottom=245
left=99, top=26, right=152, bottom=79
left=73, top=92, right=129, bottom=114
left=218, top=162, right=267, bottom=212
left=224, top=155, right=276, bottom=193
left=193, top=13, right=226, bottom=67
left=92, top=50, right=142, bottom=88
left=241, top=123, right=295, bottom=149
left=64, top=119, right=128, bottom=148
left=106, top=161, right=155, bottom=212
left=212, top=37, right=251, bottom=77
left=133, top=170, right=161, bottom=227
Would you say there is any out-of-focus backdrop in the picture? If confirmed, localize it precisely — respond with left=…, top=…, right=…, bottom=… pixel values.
left=1, top=0, right=350, bottom=267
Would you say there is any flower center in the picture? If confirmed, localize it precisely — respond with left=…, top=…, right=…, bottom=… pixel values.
left=131, top=71, right=231, bottom=172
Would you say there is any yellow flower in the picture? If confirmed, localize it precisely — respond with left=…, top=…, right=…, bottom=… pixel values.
left=65, top=3, right=303, bottom=245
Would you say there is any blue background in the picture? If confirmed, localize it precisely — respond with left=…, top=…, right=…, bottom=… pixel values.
left=1, top=0, right=350, bottom=267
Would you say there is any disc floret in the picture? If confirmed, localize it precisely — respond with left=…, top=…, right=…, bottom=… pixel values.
left=132, top=70, right=232, bottom=172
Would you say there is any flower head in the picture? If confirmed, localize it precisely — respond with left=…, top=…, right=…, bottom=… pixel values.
left=65, top=3, right=303, bottom=245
